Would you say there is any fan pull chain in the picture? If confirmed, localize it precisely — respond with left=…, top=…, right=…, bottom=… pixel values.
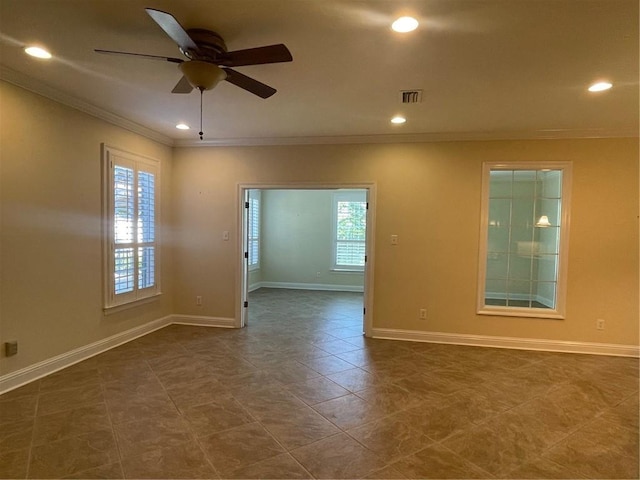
left=199, top=88, right=204, bottom=140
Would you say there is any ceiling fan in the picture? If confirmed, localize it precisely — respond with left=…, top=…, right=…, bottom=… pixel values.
left=95, top=8, right=293, bottom=138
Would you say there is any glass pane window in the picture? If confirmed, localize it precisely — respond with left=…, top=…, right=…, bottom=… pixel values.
left=478, top=163, right=571, bottom=318
left=103, top=146, right=160, bottom=308
left=333, top=191, right=367, bottom=269
left=114, top=248, right=134, bottom=294
left=138, top=246, right=155, bottom=289
left=337, top=201, right=366, bottom=241
left=114, top=166, right=134, bottom=244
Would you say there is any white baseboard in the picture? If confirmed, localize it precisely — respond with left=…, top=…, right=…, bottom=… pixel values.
left=255, top=281, right=364, bottom=293
left=371, top=328, right=640, bottom=358
left=171, top=315, right=236, bottom=328
left=0, top=314, right=238, bottom=395
left=4, top=316, right=636, bottom=395
left=0, top=316, right=172, bottom=394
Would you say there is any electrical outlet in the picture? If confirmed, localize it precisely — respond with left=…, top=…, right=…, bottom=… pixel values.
left=316, top=272, right=321, bottom=278
left=4, top=341, right=18, bottom=357
left=419, top=308, right=427, bottom=320
left=596, top=319, right=605, bottom=330
left=196, top=296, right=202, bottom=306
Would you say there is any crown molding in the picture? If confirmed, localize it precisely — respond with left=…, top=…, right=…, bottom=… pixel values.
left=2, top=65, right=636, bottom=149
left=0, top=66, right=173, bottom=147
left=173, top=128, right=638, bottom=148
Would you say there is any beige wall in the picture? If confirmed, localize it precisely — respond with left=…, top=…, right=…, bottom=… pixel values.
left=258, top=189, right=364, bottom=289
left=1, top=80, right=638, bottom=379
left=0, top=81, right=173, bottom=375
left=172, top=139, right=639, bottom=346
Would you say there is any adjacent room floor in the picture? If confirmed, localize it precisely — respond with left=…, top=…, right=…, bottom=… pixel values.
left=0, top=288, right=638, bottom=479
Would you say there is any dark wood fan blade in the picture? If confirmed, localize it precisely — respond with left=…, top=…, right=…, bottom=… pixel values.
left=221, top=44, right=292, bottom=67
left=95, top=49, right=183, bottom=63
left=172, top=75, right=193, bottom=94
left=223, top=68, right=276, bottom=98
left=145, top=8, right=199, bottom=54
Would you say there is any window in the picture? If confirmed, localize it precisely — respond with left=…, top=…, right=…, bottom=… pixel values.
left=103, top=145, right=160, bottom=309
left=333, top=190, right=367, bottom=270
left=248, top=189, right=261, bottom=270
left=477, top=162, right=571, bottom=318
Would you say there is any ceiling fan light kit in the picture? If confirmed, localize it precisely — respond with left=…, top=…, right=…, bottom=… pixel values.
left=179, top=61, right=227, bottom=91
left=95, top=8, right=292, bottom=140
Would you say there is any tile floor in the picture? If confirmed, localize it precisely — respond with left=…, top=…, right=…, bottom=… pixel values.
left=0, top=288, right=638, bottom=479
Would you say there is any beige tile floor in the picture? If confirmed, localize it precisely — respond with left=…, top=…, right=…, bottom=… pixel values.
left=0, top=288, right=638, bottom=479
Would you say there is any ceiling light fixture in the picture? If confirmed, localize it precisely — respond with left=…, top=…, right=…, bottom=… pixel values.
left=178, top=61, right=227, bottom=140
left=391, top=115, right=407, bottom=124
left=176, top=123, right=190, bottom=130
left=588, top=81, right=612, bottom=92
left=392, top=16, right=419, bottom=33
left=24, top=46, right=52, bottom=59
left=180, top=61, right=227, bottom=92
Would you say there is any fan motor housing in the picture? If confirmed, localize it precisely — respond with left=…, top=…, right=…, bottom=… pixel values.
left=185, top=29, right=227, bottom=61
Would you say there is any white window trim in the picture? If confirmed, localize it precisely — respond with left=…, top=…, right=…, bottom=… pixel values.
left=102, top=144, right=161, bottom=311
left=332, top=190, right=367, bottom=272
left=476, top=161, right=572, bottom=319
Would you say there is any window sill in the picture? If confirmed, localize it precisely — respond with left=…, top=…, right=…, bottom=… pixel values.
left=331, top=268, right=365, bottom=274
left=477, top=306, right=564, bottom=320
left=104, top=293, right=162, bottom=315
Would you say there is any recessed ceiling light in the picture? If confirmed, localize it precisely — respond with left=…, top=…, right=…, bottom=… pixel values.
left=392, top=16, right=419, bottom=33
left=24, top=46, right=52, bottom=59
left=391, top=116, right=407, bottom=124
left=588, top=81, right=612, bottom=92
left=176, top=123, right=190, bottom=130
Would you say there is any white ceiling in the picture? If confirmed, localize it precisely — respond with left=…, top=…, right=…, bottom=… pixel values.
left=1, top=0, right=637, bottom=146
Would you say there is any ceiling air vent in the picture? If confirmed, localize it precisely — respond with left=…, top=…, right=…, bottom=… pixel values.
left=400, top=89, right=423, bottom=104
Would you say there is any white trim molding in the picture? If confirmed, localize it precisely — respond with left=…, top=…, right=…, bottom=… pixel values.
left=4, top=316, right=638, bottom=395
left=371, top=328, right=640, bottom=358
left=171, top=315, right=236, bottom=328
left=0, top=316, right=172, bottom=394
left=477, top=162, right=572, bottom=320
left=236, top=182, right=376, bottom=336
left=0, top=314, right=237, bottom=395
left=0, top=66, right=172, bottom=146
left=173, top=129, right=640, bottom=148
left=2, top=66, right=636, bottom=150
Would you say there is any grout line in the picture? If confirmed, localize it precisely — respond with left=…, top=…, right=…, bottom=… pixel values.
left=23, top=381, right=42, bottom=480
left=5, top=291, right=637, bottom=479
left=100, top=370, right=126, bottom=477
left=435, top=440, right=497, bottom=478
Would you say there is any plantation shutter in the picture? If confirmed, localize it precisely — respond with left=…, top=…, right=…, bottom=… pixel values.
left=104, top=145, right=159, bottom=308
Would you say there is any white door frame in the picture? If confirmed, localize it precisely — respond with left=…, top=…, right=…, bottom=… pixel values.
left=236, top=182, right=376, bottom=337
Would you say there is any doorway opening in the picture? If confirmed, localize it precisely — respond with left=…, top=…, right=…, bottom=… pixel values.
left=237, top=184, right=375, bottom=338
